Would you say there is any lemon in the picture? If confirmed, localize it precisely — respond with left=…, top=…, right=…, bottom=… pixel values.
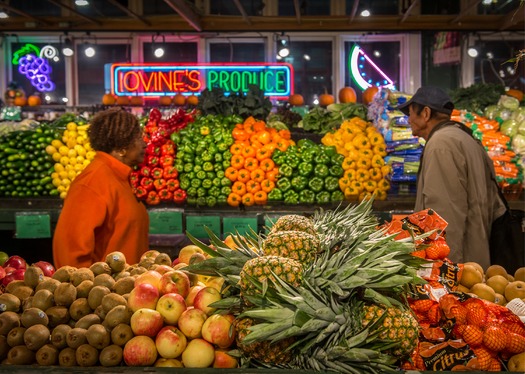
left=76, top=136, right=85, bottom=145
left=60, top=156, right=69, bottom=166
left=54, top=163, right=65, bottom=173
left=51, top=172, right=59, bottom=179
left=66, top=139, right=77, bottom=148
left=57, top=185, right=66, bottom=193
left=68, top=157, right=77, bottom=166
left=60, top=191, right=68, bottom=199
left=74, top=163, right=85, bottom=172
left=76, top=155, right=85, bottom=164
left=58, top=146, right=69, bottom=156
left=86, top=151, right=96, bottom=160
left=74, top=145, right=86, bottom=156
left=82, top=159, right=91, bottom=167
left=84, top=143, right=93, bottom=151
left=67, top=170, right=76, bottom=180
left=52, top=178, right=61, bottom=187
left=58, top=171, right=68, bottom=179
left=63, top=130, right=70, bottom=139
left=51, top=139, right=64, bottom=148
left=65, top=164, right=74, bottom=171
left=45, top=145, right=57, bottom=155
left=66, top=122, right=77, bottom=131
left=67, top=149, right=77, bottom=158
left=61, top=179, right=71, bottom=187
left=52, top=152, right=62, bottom=162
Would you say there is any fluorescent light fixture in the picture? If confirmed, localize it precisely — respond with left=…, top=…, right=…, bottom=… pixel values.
left=467, top=47, right=479, bottom=58
left=75, top=0, right=89, bottom=6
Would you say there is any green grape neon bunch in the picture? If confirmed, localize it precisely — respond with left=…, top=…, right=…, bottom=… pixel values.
left=12, top=44, right=57, bottom=92
left=349, top=44, right=395, bottom=90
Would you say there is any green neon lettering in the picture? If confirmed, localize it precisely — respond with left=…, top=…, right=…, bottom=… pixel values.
left=275, top=71, right=285, bottom=93
left=208, top=71, right=218, bottom=89
left=242, top=71, right=252, bottom=92
left=219, top=71, right=230, bottom=91
left=264, top=71, right=273, bottom=92
left=230, top=71, right=241, bottom=91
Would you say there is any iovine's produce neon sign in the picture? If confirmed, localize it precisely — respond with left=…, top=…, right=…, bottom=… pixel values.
left=109, top=63, right=294, bottom=98
left=349, top=45, right=395, bottom=91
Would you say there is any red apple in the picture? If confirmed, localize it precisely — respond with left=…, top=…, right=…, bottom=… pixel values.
left=159, top=270, right=191, bottom=297
left=155, top=325, right=187, bottom=359
left=185, top=285, right=205, bottom=307
left=201, top=314, right=236, bottom=348
left=32, top=261, right=55, bottom=277
left=213, top=349, right=239, bottom=368
left=172, top=258, right=180, bottom=266
left=156, top=292, right=187, bottom=325
left=154, top=265, right=174, bottom=275
left=193, top=286, right=222, bottom=315
left=178, top=307, right=207, bottom=339
left=2, top=268, right=25, bottom=286
left=127, top=282, right=160, bottom=312
left=130, top=308, right=164, bottom=337
left=123, top=335, right=158, bottom=366
left=140, top=249, right=160, bottom=262
left=178, top=245, right=204, bottom=265
left=4, top=255, right=26, bottom=270
left=134, top=270, right=162, bottom=290
left=154, top=358, right=184, bottom=367
left=181, top=338, right=215, bottom=368
left=0, top=266, right=5, bottom=281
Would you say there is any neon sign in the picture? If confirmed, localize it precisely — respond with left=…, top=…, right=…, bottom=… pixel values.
left=349, top=45, right=395, bottom=91
left=109, top=63, right=294, bottom=98
left=18, top=54, right=56, bottom=92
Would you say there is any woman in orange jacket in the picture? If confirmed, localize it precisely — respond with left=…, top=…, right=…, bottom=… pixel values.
left=53, top=108, right=149, bottom=268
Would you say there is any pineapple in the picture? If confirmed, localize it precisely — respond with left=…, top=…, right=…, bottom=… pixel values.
left=262, top=230, right=320, bottom=265
left=270, top=214, right=317, bottom=237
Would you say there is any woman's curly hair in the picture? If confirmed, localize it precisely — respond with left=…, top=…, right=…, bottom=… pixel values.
left=88, top=108, right=141, bottom=153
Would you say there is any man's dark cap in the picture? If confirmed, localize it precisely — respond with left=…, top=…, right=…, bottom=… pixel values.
left=398, top=86, right=454, bottom=116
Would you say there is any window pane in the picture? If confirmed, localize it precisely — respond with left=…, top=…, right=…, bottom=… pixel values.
left=209, top=42, right=265, bottom=63
left=343, top=41, right=400, bottom=102
left=283, top=41, right=332, bottom=105
left=345, top=0, right=399, bottom=15
left=143, top=42, right=198, bottom=62
left=421, top=0, right=460, bottom=15
left=10, top=42, right=66, bottom=104
left=76, top=0, right=129, bottom=17
left=279, top=0, right=329, bottom=16
left=77, top=43, right=129, bottom=105
left=11, top=0, right=61, bottom=16
left=421, top=32, right=460, bottom=91
left=211, top=0, right=265, bottom=16
left=143, top=0, right=176, bottom=15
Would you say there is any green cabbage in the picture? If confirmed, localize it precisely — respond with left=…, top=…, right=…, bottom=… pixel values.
left=484, top=105, right=499, bottom=120
left=498, top=95, right=520, bottom=110
left=512, top=133, right=525, bottom=154
left=500, top=119, right=519, bottom=138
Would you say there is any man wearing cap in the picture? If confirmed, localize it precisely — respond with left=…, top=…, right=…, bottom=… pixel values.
left=398, top=86, right=506, bottom=269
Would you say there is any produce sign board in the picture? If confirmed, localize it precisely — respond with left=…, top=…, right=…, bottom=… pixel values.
left=148, top=210, right=183, bottom=235
left=185, top=215, right=221, bottom=238
left=107, top=63, right=294, bottom=98
left=223, top=216, right=258, bottom=238
left=15, top=212, right=51, bottom=238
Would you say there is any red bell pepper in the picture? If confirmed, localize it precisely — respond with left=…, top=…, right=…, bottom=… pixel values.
left=166, top=179, right=180, bottom=192
left=161, top=141, right=175, bottom=156
left=173, top=189, right=187, bottom=204
left=149, top=108, right=162, bottom=122
left=160, top=155, right=174, bottom=167
left=129, top=171, right=140, bottom=187
left=134, top=186, right=148, bottom=199
left=146, top=144, right=160, bottom=156
left=146, top=190, right=160, bottom=205
left=153, top=178, right=167, bottom=191
left=147, top=156, right=160, bottom=167
left=158, top=188, right=173, bottom=201
left=152, top=167, right=164, bottom=179
left=163, top=166, right=178, bottom=179
left=140, top=177, right=154, bottom=191
left=140, top=166, right=151, bottom=177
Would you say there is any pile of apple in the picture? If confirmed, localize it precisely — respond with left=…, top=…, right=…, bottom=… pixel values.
left=0, top=251, right=56, bottom=289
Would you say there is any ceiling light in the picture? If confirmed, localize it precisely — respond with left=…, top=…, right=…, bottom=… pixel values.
left=75, top=0, right=89, bottom=6
left=360, top=10, right=371, bottom=17
left=482, top=0, right=492, bottom=5
left=276, top=33, right=290, bottom=58
left=373, top=50, right=381, bottom=57
left=486, top=51, right=494, bottom=59
left=62, top=38, right=74, bottom=57
left=151, top=33, right=166, bottom=59
left=154, top=47, right=164, bottom=58
left=303, top=54, right=310, bottom=61
left=0, top=11, right=8, bottom=19
left=84, top=45, right=95, bottom=58
left=467, top=47, right=479, bottom=58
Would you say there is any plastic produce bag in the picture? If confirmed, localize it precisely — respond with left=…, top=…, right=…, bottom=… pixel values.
left=498, top=94, right=520, bottom=110
left=500, top=119, right=519, bottom=138
left=512, top=133, right=525, bottom=154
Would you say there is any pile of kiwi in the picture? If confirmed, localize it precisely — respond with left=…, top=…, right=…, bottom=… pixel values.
left=0, top=250, right=173, bottom=367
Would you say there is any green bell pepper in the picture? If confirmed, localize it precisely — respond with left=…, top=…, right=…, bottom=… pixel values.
left=208, top=186, right=220, bottom=197
left=284, top=154, right=299, bottom=169
left=197, top=187, right=207, bottom=197
left=314, top=164, right=329, bottom=178
left=196, top=170, right=206, bottom=180
left=186, top=197, right=197, bottom=205
left=329, top=165, right=344, bottom=178
left=202, top=179, right=213, bottom=189
left=202, top=162, right=214, bottom=172
left=221, top=186, right=232, bottom=196
left=223, top=150, right=233, bottom=160
left=206, top=196, right=217, bottom=207
left=316, top=191, right=331, bottom=204
left=291, top=176, right=308, bottom=192
left=331, top=190, right=344, bottom=202
left=308, top=177, right=324, bottom=192
left=221, top=177, right=231, bottom=186
left=191, top=178, right=202, bottom=188
left=212, top=178, right=221, bottom=187
left=183, top=163, right=194, bottom=173
left=201, top=152, right=213, bottom=162
left=284, top=190, right=299, bottom=205
left=279, top=164, right=294, bottom=178
left=217, top=194, right=228, bottom=204
left=268, top=188, right=283, bottom=201
left=298, top=162, right=313, bottom=177
left=272, top=149, right=285, bottom=165
left=276, top=177, right=291, bottom=192
left=196, top=196, right=207, bottom=206
left=323, top=145, right=338, bottom=157
left=297, top=138, right=316, bottom=149
left=216, top=170, right=225, bottom=179
left=186, top=186, right=198, bottom=197
left=299, top=189, right=316, bottom=204
left=324, top=176, right=339, bottom=192
left=214, top=153, right=223, bottom=163
left=316, top=153, right=331, bottom=165
left=331, top=153, right=345, bottom=165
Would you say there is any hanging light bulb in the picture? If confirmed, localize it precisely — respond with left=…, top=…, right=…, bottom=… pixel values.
left=276, top=33, right=290, bottom=58
left=85, top=44, right=95, bottom=57
left=62, top=38, right=74, bottom=57
left=467, top=47, right=479, bottom=58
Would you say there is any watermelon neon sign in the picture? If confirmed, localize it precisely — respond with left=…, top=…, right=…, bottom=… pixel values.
left=349, top=45, right=395, bottom=91
left=109, top=63, right=294, bottom=98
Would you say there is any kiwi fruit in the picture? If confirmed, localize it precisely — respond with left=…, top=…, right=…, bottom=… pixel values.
left=129, top=266, right=147, bottom=276
left=95, top=305, right=108, bottom=320
left=139, top=257, right=155, bottom=269
left=7, top=326, right=27, bottom=347
left=76, top=280, right=94, bottom=298
left=58, top=347, right=77, bottom=366
left=87, top=285, right=111, bottom=310
left=68, top=298, right=92, bottom=321
left=99, top=344, right=123, bottom=367
left=7, top=345, right=35, bottom=365
left=86, top=323, right=111, bottom=349
left=24, top=323, right=51, bottom=351
left=104, top=304, right=132, bottom=329
left=75, top=313, right=101, bottom=329
left=54, top=282, right=77, bottom=307
left=66, top=327, right=87, bottom=349
left=70, top=267, right=95, bottom=287
left=113, top=276, right=135, bottom=295
left=24, top=265, right=44, bottom=288
left=10, top=285, right=34, bottom=301
left=0, top=311, right=21, bottom=335
left=154, top=252, right=172, bottom=265
left=35, top=278, right=61, bottom=293
left=36, top=343, right=59, bottom=365
left=52, top=266, right=76, bottom=282
left=114, top=271, right=131, bottom=281
left=45, top=306, right=70, bottom=327
left=0, top=335, right=8, bottom=361
left=0, top=293, right=21, bottom=312
left=94, top=273, right=116, bottom=289
left=32, top=289, right=55, bottom=311
left=21, top=307, right=49, bottom=328
left=110, top=323, right=133, bottom=346
left=5, top=279, right=25, bottom=293
left=105, top=251, right=127, bottom=273
left=76, top=343, right=99, bottom=367
left=51, top=324, right=71, bottom=349
left=90, top=261, right=112, bottom=276
left=101, top=293, right=127, bottom=314
left=21, top=296, right=34, bottom=311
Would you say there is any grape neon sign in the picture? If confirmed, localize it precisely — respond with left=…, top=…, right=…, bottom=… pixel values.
left=12, top=43, right=57, bottom=92
left=349, top=45, right=395, bottom=91
left=109, top=63, right=294, bottom=98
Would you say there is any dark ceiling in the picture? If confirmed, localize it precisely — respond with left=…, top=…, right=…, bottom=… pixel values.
left=0, top=0, right=523, bottom=33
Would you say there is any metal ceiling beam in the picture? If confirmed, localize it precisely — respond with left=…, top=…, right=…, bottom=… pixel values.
left=400, top=0, right=419, bottom=23
left=0, top=1, right=51, bottom=25
left=348, top=0, right=359, bottom=24
left=233, top=0, right=251, bottom=25
left=450, top=0, right=482, bottom=24
left=45, top=0, right=101, bottom=25
left=293, top=0, right=302, bottom=24
left=106, top=0, right=151, bottom=26
left=163, top=0, right=202, bottom=32
left=499, top=4, right=525, bottom=30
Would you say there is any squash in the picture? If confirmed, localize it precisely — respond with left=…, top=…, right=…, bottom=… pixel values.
left=289, top=94, right=304, bottom=106
left=186, top=94, right=199, bottom=106
left=102, top=93, right=116, bottom=106
left=338, top=87, right=357, bottom=103
left=363, top=86, right=379, bottom=105
left=27, top=95, right=42, bottom=106
left=506, top=89, right=524, bottom=102
left=116, top=96, right=130, bottom=106
left=130, top=96, right=144, bottom=106
left=14, top=95, right=27, bottom=106
left=159, top=96, right=173, bottom=106
left=319, top=92, right=335, bottom=107
left=173, top=94, right=186, bottom=106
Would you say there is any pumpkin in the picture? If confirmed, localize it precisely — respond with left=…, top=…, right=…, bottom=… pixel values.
left=338, top=87, right=357, bottom=103
left=363, top=86, right=379, bottom=105
left=102, top=93, right=116, bottom=106
left=289, top=94, right=304, bottom=106
left=186, top=94, right=199, bottom=106
left=319, top=93, right=335, bottom=107
left=116, top=96, right=130, bottom=106
left=14, top=96, right=27, bottom=107
left=506, top=89, right=524, bottom=102
left=159, top=96, right=173, bottom=106
left=173, top=94, right=186, bottom=106
left=27, top=95, right=42, bottom=106
left=130, top=96, right=144, bottom=106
